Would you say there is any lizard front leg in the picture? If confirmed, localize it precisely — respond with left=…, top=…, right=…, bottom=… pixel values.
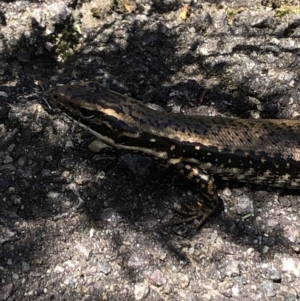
left=174, top=163, right=218, bottom=227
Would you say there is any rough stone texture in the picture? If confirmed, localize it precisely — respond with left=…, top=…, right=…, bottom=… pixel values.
left=1, top=0, right=300, bottom=300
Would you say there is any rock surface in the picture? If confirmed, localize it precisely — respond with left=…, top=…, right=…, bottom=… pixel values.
left=1, top=0, right=300, bottom=300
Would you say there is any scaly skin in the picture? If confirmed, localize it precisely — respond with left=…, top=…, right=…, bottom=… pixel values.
left=47, top=81, right=300, bottom=226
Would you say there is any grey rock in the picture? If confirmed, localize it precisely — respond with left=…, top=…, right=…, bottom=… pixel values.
left=98, top=261, right=112, bottom=275
left=149, top=269, right=167, bottom=287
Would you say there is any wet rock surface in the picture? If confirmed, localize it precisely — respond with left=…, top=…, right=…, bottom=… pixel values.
left=1, top=0, right=300, bottom=300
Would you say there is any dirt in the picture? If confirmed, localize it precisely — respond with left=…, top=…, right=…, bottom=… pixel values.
left=1, top=0, right=300, bottom=300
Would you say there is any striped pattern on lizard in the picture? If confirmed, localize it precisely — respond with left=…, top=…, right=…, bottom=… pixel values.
left=47, top=81, right=300, bottom=226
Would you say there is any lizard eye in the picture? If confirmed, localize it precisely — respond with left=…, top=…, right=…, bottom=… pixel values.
left=79, top=108, right=94, bottom=119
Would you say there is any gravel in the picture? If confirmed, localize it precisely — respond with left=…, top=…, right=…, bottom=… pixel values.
left=1, top=0, right=300, bottom=300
